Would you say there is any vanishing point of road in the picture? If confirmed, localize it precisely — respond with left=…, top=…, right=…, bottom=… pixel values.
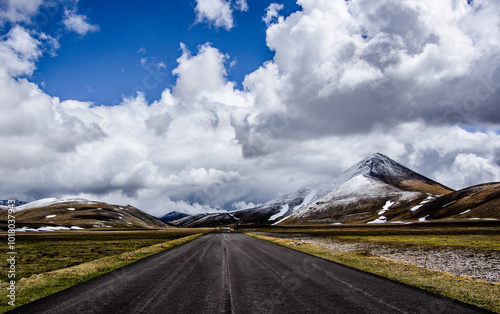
left=10, top=232, right=492, bottom=313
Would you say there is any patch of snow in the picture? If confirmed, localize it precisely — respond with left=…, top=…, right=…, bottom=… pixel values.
left=15, top=227, right=31, bottom=232
left=15, top=197, right=58, bottom=212
left=92, top=221, right=106, bottom=228
left=333, top=222, right=342, bottom=225
left=459, top=209, right=471, bottom=215
left=16, top=225, right=83, bottom=232
left=367, top=216, right=387, bottom=224
left=409, top=205, right=422, bottom=212
left=466, top=192, right=478, bottom=198
left=468, top=218, right=497, bottom=221
left=16, top=226, right=39, bottom=232
left=67, top=208, right=75, bottom=211
left=410, top=195, right=434, bottom=212
left=270, top=204, right=289, bottom=221
left=378, top=200, right=395, bottom=215
left=272, top=215, right=291, bottom=226
left=334, top=176, right=385, bottom=197
left=294, top=190, right=316, bottom=212
left=45, top=226, right=71, bottom=230
left=410, top=205, right=422, bottom=212
left=261, top=186, right=320, bottom=219
left=15, top=197, right=97, bottom=212
left=418, top=215, right=429, bottom=222
left=228, top=213, right=240, bottom=221
left=442, top=200, right=457, bottom=208
left=45, top=214, right=57, bottom=219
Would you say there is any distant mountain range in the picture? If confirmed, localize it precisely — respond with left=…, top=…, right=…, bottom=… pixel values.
left=2, top=153, right=499, bottom=231
left=170, top=153, right=500, bottom=227
left=0, top=199, right=27, bottom=207
left=159, top=211, right=190, bottom=223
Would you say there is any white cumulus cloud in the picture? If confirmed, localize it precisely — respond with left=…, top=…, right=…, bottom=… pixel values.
left=194, top=0, right=249, bottom=30
left=194, top=0, right=234, bottom=30
left=1, top=0, right=500, bottom=217
left=63, top=9, right=99, bottom=36
left=0, top=26, right=42, bottom=78
left=263, top=3, right=284, bottom=26
left=0, top=0, right=44, bottom=25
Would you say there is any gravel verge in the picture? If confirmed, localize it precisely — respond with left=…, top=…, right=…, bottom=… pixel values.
left=254, top=232, right=500, bottom=282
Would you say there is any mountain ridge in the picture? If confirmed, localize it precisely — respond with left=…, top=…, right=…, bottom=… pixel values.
left=4, top=153, right=498, bottom=229
left=171, top=153, right=458, bottom=227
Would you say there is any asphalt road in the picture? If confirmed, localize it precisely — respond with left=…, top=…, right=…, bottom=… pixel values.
left=10, top=232, right=492, bottom=314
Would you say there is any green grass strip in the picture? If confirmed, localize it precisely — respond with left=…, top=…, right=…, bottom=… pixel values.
left=245, top=232, right=500, bottom=313
left=0, top=233, right=203, bottom=313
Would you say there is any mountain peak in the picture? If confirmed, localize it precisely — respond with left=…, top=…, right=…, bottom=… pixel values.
left=336, top=153, right=405, bottom=182
left=358, top=152, right=408, bottom=176
left=361, top=152, right=396, bottom=164
left=340, top=153, right=453, bottom=194
left=367, top=152, right=388, bottom=159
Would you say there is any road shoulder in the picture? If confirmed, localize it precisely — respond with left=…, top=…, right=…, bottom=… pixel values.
left=244, top=232, right=500, bottom=313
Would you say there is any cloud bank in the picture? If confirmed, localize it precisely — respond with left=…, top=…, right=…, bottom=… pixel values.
left=1, top=0, right=500, bottom=217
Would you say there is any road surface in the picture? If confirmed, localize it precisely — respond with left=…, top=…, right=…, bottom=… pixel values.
left=10, top=232, right=491, bottom=313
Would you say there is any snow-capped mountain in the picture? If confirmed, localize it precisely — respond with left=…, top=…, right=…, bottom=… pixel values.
left=262, top=152, right=453, bottom=224
left=338, top=152, right=452, bottom=195
left=288, top=175, right=428, bottom=224
left=171, top=153, right=455, bottom=227
left=283, top=153, right=455, bottom=224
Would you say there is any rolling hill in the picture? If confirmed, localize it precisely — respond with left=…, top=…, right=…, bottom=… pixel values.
left=0, top=198, right=169, bottom=231
left=392, top=182, right=500, bottom=223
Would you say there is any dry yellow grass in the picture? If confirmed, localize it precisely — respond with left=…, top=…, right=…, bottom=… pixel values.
left=401, top=179, right=454, bottom=195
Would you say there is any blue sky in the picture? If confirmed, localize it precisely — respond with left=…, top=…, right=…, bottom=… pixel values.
left=1, top=0, right=500, bottom=216
left=31, top=0, right=300, bottom=105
